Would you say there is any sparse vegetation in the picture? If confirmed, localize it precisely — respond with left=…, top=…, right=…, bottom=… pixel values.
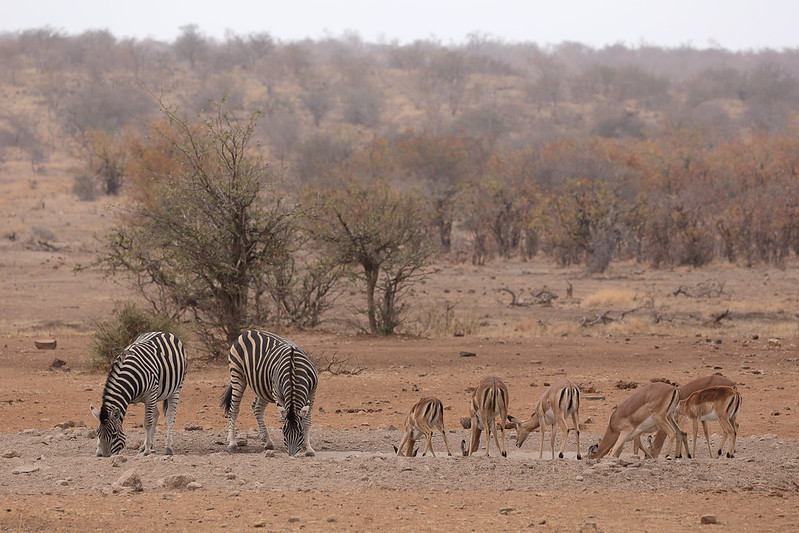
left=89, top=302, right=184, bottom=369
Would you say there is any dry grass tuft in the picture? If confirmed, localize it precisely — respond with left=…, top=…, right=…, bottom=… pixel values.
left=581, top=289, right=638, bottom=309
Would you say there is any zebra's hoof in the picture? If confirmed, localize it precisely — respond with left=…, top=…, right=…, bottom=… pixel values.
left=164, top=447, right=173, bottom=455
left=227, top=444, right=238, bottom=453
left=264, top=443, right=275, bottom=451
left=305, top=449, right=316, bottom=457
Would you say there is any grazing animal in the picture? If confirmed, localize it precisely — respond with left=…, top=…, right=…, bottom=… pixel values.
left=650, top=374, right=736, bottom=457
left=461, top=376, right=510, bottom=457
left=394, top=397, right=452, bottom=457
left=220, top=330, right=318, bottom=456
left=508, top=378, right=582, bottom=459
left=586, top=382, right=687, bottom=460
left=90, top=331, right=187, bottom=457
left=680, top=385, right=741, bottom=458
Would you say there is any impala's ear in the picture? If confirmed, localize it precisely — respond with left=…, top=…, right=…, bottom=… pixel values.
left=90, top=405, right=101, bottom=421
left=506, top=415, right=521, bottom=428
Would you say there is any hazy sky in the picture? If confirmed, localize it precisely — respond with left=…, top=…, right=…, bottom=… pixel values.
left=3, top=0, right=796, bottom=51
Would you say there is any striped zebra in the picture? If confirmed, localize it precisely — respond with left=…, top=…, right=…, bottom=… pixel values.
left=90, top=331, right=187, bottom=457
left=220, top=330, right=318, bottom=456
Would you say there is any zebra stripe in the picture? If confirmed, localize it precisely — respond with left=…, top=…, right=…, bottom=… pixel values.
left=91, top=331, right=187, bottom=457
left=220, top=330, right=318, bottom=456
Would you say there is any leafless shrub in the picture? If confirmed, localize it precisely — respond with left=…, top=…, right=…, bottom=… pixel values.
left=311, top=350, right=365, bottom=376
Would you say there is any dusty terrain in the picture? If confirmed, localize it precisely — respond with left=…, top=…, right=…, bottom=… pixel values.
left=2, top=159, right=799, bottom=531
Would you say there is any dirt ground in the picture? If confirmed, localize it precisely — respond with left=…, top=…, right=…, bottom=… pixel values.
left=2, top=161, right=799, bottom=531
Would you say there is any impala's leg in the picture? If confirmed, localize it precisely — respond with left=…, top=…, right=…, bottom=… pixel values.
left=436, top=421, right=453, bottom=456
left=611, top=430, right=632, bottom=458
left=466, top=418, right=481, bottom=456
left=691, top=418, right=700, bottom=459
left=396, top=431, right=410, bottom=457
left=550, top=422, right=559, bottom=459
left=539, top=419, right=546, bottom=460
left=571, top=409, right=582, bottom=460
left=484, top=415, right=494, bottom=457
left=728, top=415, right=738, bottom=458
left=701, top=420, right=713, bottom=458
left=423, top=428, right=435, bottom=457
left=555, top=411, right=571, bottom=459
left=717, top=415, right=736, bottom=458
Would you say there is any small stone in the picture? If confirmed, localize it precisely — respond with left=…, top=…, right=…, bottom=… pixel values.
left=35, top=339, right=57, bottom=350
left=226, top=473, right=237, bottom=480
left=767, top=338, right=781, bottom=347
left=111, top=455, right=128, bottom=467
left=499, top=507, right=516, bottom=515
left=459, top=351, right=476, bottom=357
left=114, top=468, right=143, bottom=492
left=2, top=450, right=21, bottom=459
left=327, top=517, right=337, bottom=523
left=700, top=514, right=718, bottom=525
left=183, top=423, right=203, bottom=431
left=186, top=481, right=203, bottom=490
left=288, top=516, right=301, bottom=523
left=253, top=520, right=267, bottom=528
left=160, top=474, right=196, bottom=489
left=12, top=464, right=39, bottom=474
left=235, top=436, right=247, bottom=447
left=263, top=450, right=275, bottom=458
left=576, top=475, right=584, bottom=481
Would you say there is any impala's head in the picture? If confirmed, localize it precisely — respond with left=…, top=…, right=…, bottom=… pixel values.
left=586, top=443, right=599, bottom=459
left=507, top=414, right=537, bottom=448
left=90, top=404, right=126, bottom=457
left=277, top=404, right=309, bottom=456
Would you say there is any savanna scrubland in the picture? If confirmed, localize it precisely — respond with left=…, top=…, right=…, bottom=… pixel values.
left=1, top=28, right=799, bottom=531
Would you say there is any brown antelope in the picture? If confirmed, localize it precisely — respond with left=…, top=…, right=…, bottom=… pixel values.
left=461, top=376, right=509, bottom=457
left=507, top=379, right=582, bottom=460
left=680, top=385, right=741, bottom=458
left=394, top=397, right=453, bottom=457
left=649, top=374, right=736, bottom=458
left=586, top=382, right=688, bottom=460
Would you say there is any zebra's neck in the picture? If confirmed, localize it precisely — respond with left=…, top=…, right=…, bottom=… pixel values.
left=100, top=357, right=134, bottom=419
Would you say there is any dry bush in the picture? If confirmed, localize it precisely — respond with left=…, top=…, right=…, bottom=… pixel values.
left=581, top=288, right=637, bottom=308
left=401, top=299, right=479, bottom=338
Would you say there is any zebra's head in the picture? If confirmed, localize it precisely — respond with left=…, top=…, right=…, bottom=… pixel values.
left=277, top=404, right=310, bottom=456
left=90, top=404, right=126, bottom=457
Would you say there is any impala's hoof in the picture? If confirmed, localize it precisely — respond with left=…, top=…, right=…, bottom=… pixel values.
left=501, top=451, right=507, bottom=458
left=577, top=454, right=582, bottom=460
left=558, top=452, right=564, bottom=459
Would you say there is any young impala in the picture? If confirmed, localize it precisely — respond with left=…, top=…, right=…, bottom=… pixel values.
left=394, top=396, right=453, bottom=457
left=680, top=385, right=741, bottom=458
left=461, top=376, right=509, bottom=457
left=508, top=378, right=582, bottom=459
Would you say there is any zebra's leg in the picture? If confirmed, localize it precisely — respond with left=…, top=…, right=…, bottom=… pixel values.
left=252, top=397, right=275, bottom=450
left=141, top=394, right=159, bottom=455
left=163, top=393, right=180, bottom=455
left=301, top=402, right=315, bottom=456
left=225, top=385, right=245, bottom=453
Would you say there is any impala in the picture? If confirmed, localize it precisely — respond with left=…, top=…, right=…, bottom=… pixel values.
left=680, top=385, right=741, bottom=458
left=394, top=396, right=453, bottom=457
left=649, top=374, right=736, bottom=457
left=461, top=376, right=509, bottom=457
left=586, top=382, right=687, bottom=459
left=507, top=378, right=582, bottom=459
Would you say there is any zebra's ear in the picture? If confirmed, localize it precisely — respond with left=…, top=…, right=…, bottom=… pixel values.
left=90, top=405, right=101, bottom=421
left=300, top=405, right=310, bottom=416
left=108, top=406, right=122, bottom=422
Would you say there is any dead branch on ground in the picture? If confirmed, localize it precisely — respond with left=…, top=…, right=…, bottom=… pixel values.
left=313, top=351, right=365, bottom=376
left=672, top=279, right=725, bottom=298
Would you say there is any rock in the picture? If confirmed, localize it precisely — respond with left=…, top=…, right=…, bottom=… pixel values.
left=111, top=456, right=128, bottom=467
left=253, top=520, right=267, bottom=528
left=48, top=358, right=69, bottom=372
left=327, top=517, right=337, bottom=523
left=767, top=338, right=781, bottom=347
left=700, top=514, right=718, bottom=524
left=183, top=423, right=203, bottom=431
left=499, top=507, right=516, bottom=515
left=186, top=481, right=203, bottom=490
left=160, top=474, right=196, bottom=489
left=12, top=464, right=39, bottom=474
left=288, top=516, right=301, bottom=523
left=235, top=435, right=247, bottom=447
left=2, top=450, right=21, bottom=459
left=53, top=421, right=75, bottom=430
left=113, top=468, right=142, bottom=492
left=459, top=351, right=477, bottom=357
left=35, top=339, right=57, bottom=350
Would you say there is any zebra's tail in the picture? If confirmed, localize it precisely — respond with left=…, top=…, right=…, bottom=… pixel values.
left=220, top=385, right=234, bottom=417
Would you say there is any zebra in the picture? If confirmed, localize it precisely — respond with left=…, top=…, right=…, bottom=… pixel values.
left=220, top=330, right=318, bottom=456
left=90, top=331, right=187, bottom=457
